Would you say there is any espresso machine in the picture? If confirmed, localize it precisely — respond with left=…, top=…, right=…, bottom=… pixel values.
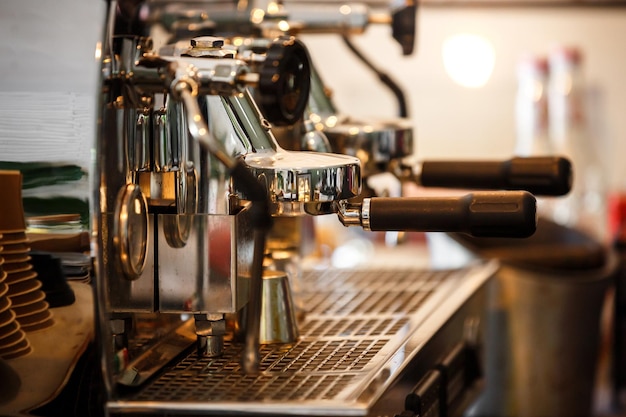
left=136, top=0, right=572, bottom=198
left=92, top=1, right=552, bottom=416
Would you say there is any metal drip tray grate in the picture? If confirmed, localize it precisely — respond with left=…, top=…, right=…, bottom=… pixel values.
left=116, top=263, right=496, bottom=415
left=136, top=340, right=378, bottom=402
left=300, top=316, right=409, bottom=338
left=300, top=268, right=449, bottom=316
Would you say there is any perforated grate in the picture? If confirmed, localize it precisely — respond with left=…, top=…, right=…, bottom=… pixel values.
left=127, top=267, right=462, bottom=404
left=299, top=316, right=409, bottom=338
left=135, top=339, right=380, bottom=402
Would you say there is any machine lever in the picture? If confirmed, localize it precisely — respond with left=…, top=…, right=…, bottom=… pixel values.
left=340, top=191, right=537, bottom=238
left=418, top=156, right=572, bottom=196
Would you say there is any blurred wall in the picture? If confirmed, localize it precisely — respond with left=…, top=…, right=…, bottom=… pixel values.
left=1, top=2, right=625, bottom=190
left=302, top=6, right=626, bottom=189
left=0, top=0, right=105, bottom=166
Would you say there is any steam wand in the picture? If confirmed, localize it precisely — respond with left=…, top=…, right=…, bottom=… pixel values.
left=341, top=35, right=409, bottom=118
left=174, top=78, right=273, bottom=374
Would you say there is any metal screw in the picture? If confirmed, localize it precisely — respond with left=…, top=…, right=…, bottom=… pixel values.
left=191, top=36, right=224, bottom=49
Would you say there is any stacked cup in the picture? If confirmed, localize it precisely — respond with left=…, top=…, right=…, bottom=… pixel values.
left=0, top=235, right=32, bottom=360
left=0, top=171, right=54, bottom=360
left=3, top=231, right=54, bottom=333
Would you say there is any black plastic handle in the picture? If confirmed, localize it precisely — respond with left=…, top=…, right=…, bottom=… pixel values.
left=367, top=191, right=537, bottom=238
left=420, top=156, right=572, bottom=196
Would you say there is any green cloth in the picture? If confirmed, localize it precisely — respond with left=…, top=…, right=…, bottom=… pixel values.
left=0, top=161, right=86, bottom=189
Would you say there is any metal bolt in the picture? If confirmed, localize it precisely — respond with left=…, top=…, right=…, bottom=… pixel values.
left=194, top=314, right=226, bottom=357
left=194, top=315, right=226, bottom=337
left=186, top=37, right=234, bottom=59
left=191, top=36, right=224, bottom=49
left=110, top=318, right=128, bottom=335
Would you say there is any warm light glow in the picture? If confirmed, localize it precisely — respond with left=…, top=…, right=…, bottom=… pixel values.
left=297, top=176, right=310, bottom=202
left=339, top=5, right=352, bottom=15
left=250, top=8, right=265, bottom=24
left=348, top=127, right=360, bottom=136
left=309, top=113, right=322, bottom=123
left=278, top=20, right=290, bottom=32
left=95, top=42, right=102, bottom=60
left=267, top=2, right=280, bottom=14
left=442, top=34, right=496, bottom=88
left=325, top=115, right=338, bottom=128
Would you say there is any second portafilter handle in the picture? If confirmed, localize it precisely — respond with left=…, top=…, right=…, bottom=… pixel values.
left=339, top=191, right=537, bottom=238
left=410, top=156, right=572, bottom=197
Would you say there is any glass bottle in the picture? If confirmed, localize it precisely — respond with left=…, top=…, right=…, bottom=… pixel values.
left=547, top=46, right=607, bottom=242
left=514, top=54, right=551, bottom=158
left=514, top=54, right=554, bottom=218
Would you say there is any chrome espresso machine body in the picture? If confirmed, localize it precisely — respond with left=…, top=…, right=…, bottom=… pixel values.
left=199, top=0, right=572, bottom=200
left=92, top=1, right=540, bottom=416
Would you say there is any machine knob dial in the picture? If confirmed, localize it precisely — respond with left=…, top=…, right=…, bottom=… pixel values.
left=258, top=36, right=311, bottom=126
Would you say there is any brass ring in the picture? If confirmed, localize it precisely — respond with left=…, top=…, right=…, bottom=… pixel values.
left=113, top=184, right=148, bottom=280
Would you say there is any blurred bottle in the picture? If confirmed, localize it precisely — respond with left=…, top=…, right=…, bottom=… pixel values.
left=547, top=46, right=607, bottom=242
left=515, top=54, right=551, bottom=157
left=514, top=54, right=553, bottom=218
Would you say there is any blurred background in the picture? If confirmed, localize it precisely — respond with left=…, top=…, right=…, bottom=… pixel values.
left=306, top=7, right=624, bottom=167
left=2, top=1, right=626, bottom=187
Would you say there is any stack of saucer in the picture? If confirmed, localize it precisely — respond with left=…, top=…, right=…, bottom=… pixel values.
left=0, top=235, right=32, bottom=360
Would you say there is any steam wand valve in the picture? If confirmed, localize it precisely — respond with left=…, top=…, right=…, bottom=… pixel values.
left=338, top=191, right=537, bottom=238
left=410, top=156, right=573, bottom=197
left=174, top=78, right=273, bottom=375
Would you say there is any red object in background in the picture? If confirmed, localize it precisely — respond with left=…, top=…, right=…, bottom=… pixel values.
left=208, top=227, right=233, bottom=277
left=608, top=193, right=626, bottom=243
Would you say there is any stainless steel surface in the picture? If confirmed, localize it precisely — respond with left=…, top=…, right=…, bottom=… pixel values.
left=304, top=54, right=415, bottom=178
left=132, top=108, right=152, bottom=172
left=310, top=112, right=415, bottom=178
left=476, top=253, right=616, bottom=417
left=242, top=229, right=268, bottom=375
left=157, top=207, right=254, bottom=314
left=337, top=199, right=371, bottom=230
left=113, top=184, right=149, bottom=281
left=143, top=0, right=415, bottom=179
left=107, top=260, right=497, bottom=415
left=259, top=270, right=299, bottom=345
left=243, top=149, right=361, bottom=215
left=276, top=3, right=372, bottom=34
left=361, top=198, right=372, bottom=230
left=177, top=78, right=362, bottom=213
left=153, top=102, right=182, bottom=174
left=94, top=1, right=367, bottom=391
left=337, top=200, right=364, bottom=227
left=143, top=0, right=381, bottom=37
left=195, top=314, right=227, bottom=357
left=118, top=319, right=197, bottom=387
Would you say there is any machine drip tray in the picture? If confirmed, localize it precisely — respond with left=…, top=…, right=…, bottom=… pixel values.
left=109, top=262, right=497, bottom=416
